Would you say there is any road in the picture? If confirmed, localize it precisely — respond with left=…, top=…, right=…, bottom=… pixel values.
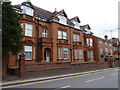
left=2, top=68, right=119, bottom=89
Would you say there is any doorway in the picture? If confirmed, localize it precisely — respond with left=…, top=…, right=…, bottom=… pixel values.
left=44, top=48, right=51, bottom=62
left=84, top=51, right=87, bottom=62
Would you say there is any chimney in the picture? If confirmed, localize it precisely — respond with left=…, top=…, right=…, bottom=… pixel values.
left=104, top=35, right=108, bottom=40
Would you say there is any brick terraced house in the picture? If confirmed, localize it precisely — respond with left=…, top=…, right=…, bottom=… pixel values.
left=4, top=0, right=115, bottom=78
left=93, top=35, right=114, bottom=62
left=9, top=0, right=92, bottom=66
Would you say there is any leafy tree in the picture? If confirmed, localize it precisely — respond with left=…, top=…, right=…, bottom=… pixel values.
left=2, top=2, right=23, bottom=56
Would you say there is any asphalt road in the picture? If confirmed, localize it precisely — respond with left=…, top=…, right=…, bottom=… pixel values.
left=2, top=68, right=119, bottom=89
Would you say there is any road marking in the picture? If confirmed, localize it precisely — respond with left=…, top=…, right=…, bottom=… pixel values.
left=96, top=76, right=105, bottom=80
left=2, top=70, right=110, bottom=88
left=2, top=73, right=100, bottom=88
left=85, top=79, right=95, bottom=83
left=111, top=73, right=118, bottom=76
left=61, top=85, right=71, bottom=88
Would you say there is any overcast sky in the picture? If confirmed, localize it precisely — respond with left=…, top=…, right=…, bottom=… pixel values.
left=10, top=0, right=119, bottom=39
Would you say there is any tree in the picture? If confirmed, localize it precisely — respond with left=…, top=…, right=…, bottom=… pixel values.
left=2, top=2, right=23, bottom=56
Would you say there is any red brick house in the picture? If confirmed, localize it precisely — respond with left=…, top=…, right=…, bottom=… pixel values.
left=8, top=0, right=87, bottom=68
left=93, top=35, right=114, bottom=62
left=3, top=0, right=115, bottom=78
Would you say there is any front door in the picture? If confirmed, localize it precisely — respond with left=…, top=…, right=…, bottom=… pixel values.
left=44, top=48, right=50, bottom=62
left=84, top=51, right=87, bottom=62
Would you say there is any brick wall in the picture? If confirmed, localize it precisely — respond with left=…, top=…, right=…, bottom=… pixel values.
left=25, top=62, right=109, bottom=72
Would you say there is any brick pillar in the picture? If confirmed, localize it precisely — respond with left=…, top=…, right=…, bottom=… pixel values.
left=19, top=54, right=26, bottom=78
left=2, top=56, right=8, bottom=81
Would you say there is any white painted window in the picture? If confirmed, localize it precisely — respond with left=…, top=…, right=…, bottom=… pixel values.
left=42, top=29, right=47, bottom=38
left=22, top=6, right=33, bottom=16
left=74, top=34, right=77, bottom=42
left=110, top=49, right=113, bottom=56
left=63, top=32, right=67, bottom=39
left=24, top=46, right=32, bottom=60
left=64, top=48, right=68, bottom=59
left=74, top=50, right=78, bottom=59
left=100, top=48, right=103, bottom=56
left=90, top=38, right=93, bottom=46
left=73, top=34, right=80, bottom=42
left=58, top=31, right=67, bottom=39
left=78, top=49, right=83, bottom=59
left=58, top=31, right=62, bottom=39
left=105, top=48, right=108, bottom=56
left=25, top=23, right=33, bottom=37
left=58, top=15, right=67, bottom=25
left=73, top=21, right=80, bottom=29
left=58, top=48, right=62, bottom=59
left=86, top=38, right=92, bottom=46
left=88, top=50, right=93, bottom=59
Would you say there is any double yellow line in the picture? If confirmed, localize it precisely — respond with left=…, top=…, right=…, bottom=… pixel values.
left=2, top=68, right=118, bottom=88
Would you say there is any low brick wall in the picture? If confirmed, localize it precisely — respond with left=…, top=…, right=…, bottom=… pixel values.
left=23, top=62, right=109, bottom=80
left=25, top=61, right=109, bottom=72
left=25, top=62, right=71, bottom=72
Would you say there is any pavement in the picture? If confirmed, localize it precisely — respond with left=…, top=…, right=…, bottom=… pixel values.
left=1, top=67, right=119, bottom=88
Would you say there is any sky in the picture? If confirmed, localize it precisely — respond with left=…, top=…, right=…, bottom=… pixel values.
left=10, top=0, right=119, bottom=39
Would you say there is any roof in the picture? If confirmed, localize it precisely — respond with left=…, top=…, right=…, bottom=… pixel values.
left=13, top=0, right=82, bottom=25
left=70, top=16, right=81, bottom=23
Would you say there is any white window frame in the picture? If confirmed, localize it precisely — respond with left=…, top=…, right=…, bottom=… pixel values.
left=24, top=46, right=32, bottom=60
left=110, top=49, right=113, bottom=56
left=78, top=49, right=83, bottom=59
left=74, top=49, right=78, bottom=59
left=89, top=38, right=93, bottom=46
left=105, top=48, right=108, bottom=56
left=22, top=5, right=33, bottom=16
left=88, top=50, right=93, bottom=59
left=25, top=23, right=33, bottom=37
left=64, top=48, right=68, bottom=59
left=58, top=31, right=62, bottom=39
left=58, top=31, right=67, bottom=39
left=58, top=48, right=62, bottom=59
left=63, top=32, right=67, bottom=39
left=73, top=34, right=80, bottom=42
left=42, top=29, right=47, bottom=38
left=58, top=15, right=67, bottom=25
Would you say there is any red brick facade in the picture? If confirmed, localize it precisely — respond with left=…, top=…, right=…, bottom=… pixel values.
left=4, top=1, right=115, bottom=76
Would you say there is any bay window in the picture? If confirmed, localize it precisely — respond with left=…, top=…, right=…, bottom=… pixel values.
left=74, top=49, right=83, bottom=59
left=58, top=48, right=62, bottom=59
left=74, top=50, right=78, bottom=59
left=64, top=48, right=68, bottom=59
left=58, top=31, right=67, bottom=39
left=25, top=23, right=33, bottom=37
left=63, top=32, right=67, bottom=39
left=88, top=50, right=93, bottom=59
left=25, top=46, right=32, bottom=60
left=78, top=50, right=83, bottom=59
left=58, top=31, right=62, bottom=39
left=86, top=38, right=93, bottom=46
left=73, top=34, right=80, bottom=42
